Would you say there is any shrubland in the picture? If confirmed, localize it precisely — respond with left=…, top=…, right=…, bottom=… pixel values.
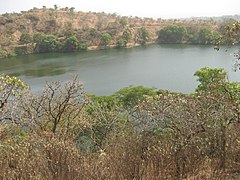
left=0, top=67, right=240, bottom=179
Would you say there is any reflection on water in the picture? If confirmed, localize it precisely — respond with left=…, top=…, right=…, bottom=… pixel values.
left=0, top=45, right=239, bottom=95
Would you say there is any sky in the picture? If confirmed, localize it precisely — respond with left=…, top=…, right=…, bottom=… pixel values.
left=0, top=0, right=239, bottom=19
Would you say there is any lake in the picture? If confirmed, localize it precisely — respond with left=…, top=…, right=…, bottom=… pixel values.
left=0, top=44, right=239, bottom=95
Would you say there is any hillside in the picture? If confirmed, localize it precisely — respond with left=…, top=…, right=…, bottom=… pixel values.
left=0, top=7, right=229, bottom=58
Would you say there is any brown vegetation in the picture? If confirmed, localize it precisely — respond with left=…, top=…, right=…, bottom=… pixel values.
left=0, top=7, right=227, bottom=58
left=0, top=68, right=240, bottom=179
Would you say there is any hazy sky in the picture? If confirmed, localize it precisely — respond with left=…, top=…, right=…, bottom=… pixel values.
left=0, top=0, right=239, bottom=19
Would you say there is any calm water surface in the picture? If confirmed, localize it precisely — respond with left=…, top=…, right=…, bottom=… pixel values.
left=0, top=44, right=239, bottom=95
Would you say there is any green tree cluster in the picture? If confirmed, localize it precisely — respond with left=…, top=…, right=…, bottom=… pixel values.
left=33, top=34, right=87, bottom=53
left=196, top=28, right=220, bottom=45
left=159, top=25, right=220, bottom=45
left=158, top=25, right=187, bottom=43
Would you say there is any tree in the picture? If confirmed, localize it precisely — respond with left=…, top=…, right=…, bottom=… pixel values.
left=0, top=75, right=28, bottom=123
left=63, top=36, right=80, bottom=51
left=17, top=77, right=87, bottom=135
left=137, top=27, right=149, bottom=45
left=54, top=4, right=58, bottom=10
left=198, top=28, right=220, bottom=45
left=194, top=67, right=240, bottom=170
left=220, top=22, right=240, bottom=46
left=19, top=33, right=32, bottom=44
left=119, top=17, right=128, bottom=27
left=113, top=86, right=157, bottom=109
left=194, top=67, right=227, bottom=92
left=135, top=91, right=206, bottom=179
left=35, top=35, right=61, bottom=53
left=69, top=7, right=75, bottom=12
left=215, top=22, right=240, bottom=70
left=100, top=33, right=112, bottom=46
left=158, top=25, right=187, bottom=44
left=122, top=29, right=132, bottom=42
left=85, top=95, right=127, bottom=149
left=117, top=38, right=127, bottom=48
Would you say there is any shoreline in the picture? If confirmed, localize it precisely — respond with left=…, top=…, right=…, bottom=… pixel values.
left=0, top=42, right=157, bottom=59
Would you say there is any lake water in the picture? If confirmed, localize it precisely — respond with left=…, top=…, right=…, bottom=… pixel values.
left=0, top=44, right=239, bottom=95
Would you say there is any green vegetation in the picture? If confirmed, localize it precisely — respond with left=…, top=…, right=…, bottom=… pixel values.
left=197, top=28, right=221, bottom=44
left=159, top=25, right=187, bottom=43
left=137, top=27, right=149, bottom=45
left=117, top=38, right=127, bottom=47
left=35, top=35, right=60, bottom=53
left=0, top=67, right=240, bottom=179
left=119, top=17, right=128, bottom=27
left=158, top=25, right=221, bottom=45
left=100, top=33, right=112, bottom=46
left=19, top=33, right=32, bottom=44
left=63, top=35, right=80, bottom=51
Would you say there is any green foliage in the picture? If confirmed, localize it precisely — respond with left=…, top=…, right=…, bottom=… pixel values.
left=159, top=25, right=187, bottom=43
left=194, top=67, right=227, bottom=92
left=19, top=33, right=32, bottom=44
left=100, top=33, right=112, bottom=46
left=35, top=35, right=61, bottom=53
left=79, top=42, right=88, bottom=50
left=63, top=36, right=80, bottom=51
left=89, top=95, right=118, bottom=111
left=15, top=45, right=34, bottom=55
left=89, top=86, right=157, bottom=111
left=0, top=75, right=28, bottom=111
left=89, top=28, right=99, bottom=38
left=0, top=47, right=8, bottom=58
left=137, top=27, right=149, bottom=45
left=122, top=30, right=132, bottom=42
left=119, top=17, right=128, bottom=27
left=33, top=33, right=43, bottom=43
left=0, top=75, right=28, bottom=94
left=113, top=86, right=157, bottom=109
left=117, top=38, right=127, bottom=48
left=198, top=28, right=220, bottom=45
left=188, top=33, right=199, bottom=44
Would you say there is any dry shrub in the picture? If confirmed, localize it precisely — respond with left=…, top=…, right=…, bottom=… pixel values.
left=1, top=76, right=240, bottom=179
left=0, top=133, right=85, bottom=179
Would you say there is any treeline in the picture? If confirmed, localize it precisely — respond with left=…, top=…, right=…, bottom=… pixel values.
left=12, top=26, right=147, bottom=55
left=13, top=23, right=231, bottom=56
left=13, top=24, right=221, bottom=56
left=158, top=25, right=221, bottom=44
left=0, top=67, right=240, bottom=179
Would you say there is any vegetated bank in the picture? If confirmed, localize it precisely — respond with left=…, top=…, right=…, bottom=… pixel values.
left=0, top=6, right=238, bottom=58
